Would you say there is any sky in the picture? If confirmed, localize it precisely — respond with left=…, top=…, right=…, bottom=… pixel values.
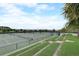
left=0, top=3, right=68, bottom=30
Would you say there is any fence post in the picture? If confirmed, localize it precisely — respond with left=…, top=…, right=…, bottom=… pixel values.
left=16, top=43, right=18, bottom=49
left=26, top=40, right=28, bottom=46
left=28, top=39, right=30, bottom=45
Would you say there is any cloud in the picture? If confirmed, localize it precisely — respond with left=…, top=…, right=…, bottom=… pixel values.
left=33, top=3, right=56, bottom=14
left=19, top=3, right=56, bottom=14
left=0, top=14, right=67, bottom=30
left=0, top=3, right=27, bottom=16
left=0, top=3, right=67, bottom=30
left=23, top=3, right=37, bottom=7
left=34, top=4, right=48, bottom=14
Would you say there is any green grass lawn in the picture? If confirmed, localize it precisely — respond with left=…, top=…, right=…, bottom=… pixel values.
left=64, top=34, right=79, bottom=41
left=58, top=34, right=79, bottom=56
left=8, top=34, right=79, bottom=56
left=9, top=43, right=40, bottom=56
left=48, top=35, right=58, bottom=41
left=9, top=42, right=49, bottom=56
left=37, top=43, right=59, bottom=56
left=58, top=34, right=66, bottom=41
left=59, top=42, right=79, bottom=56
left=9, top=35, right=59, bottom=56
left=19, top=42, right=48, bottom=56
left=48, top=34, right=65, bottom=41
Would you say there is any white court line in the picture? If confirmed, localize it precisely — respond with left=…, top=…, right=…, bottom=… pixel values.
left=53, top=36, right=66, bottom=56
left=18, top=35, right=58, bottom=56
left=17, top=43, right=41, bottom=56
left=33, top=44, right=50, bottom=56
left=4, top=35, right=57, bottom=56
left=55, top=34, right=63, bottom=40
left=4, top=41, right=41, bottom=56
left=34, top=34, right=65, bottom=56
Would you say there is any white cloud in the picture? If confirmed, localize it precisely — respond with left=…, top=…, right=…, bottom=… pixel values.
left=23, top=3, right=37, bottom=7
left=0, top=3, right=27, bottom=16
left=0, top=3, right=67, bottom=30
left=22, top=3, right=56, bottom=14
left=34, top=4, right=55, bottom=14
left=0, top=14, right=67, bottom=30
left=34, top=4, right=48, bottom=14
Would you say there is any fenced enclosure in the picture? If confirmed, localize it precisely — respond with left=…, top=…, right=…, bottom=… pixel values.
left=0, top=32, right=54, bottom=55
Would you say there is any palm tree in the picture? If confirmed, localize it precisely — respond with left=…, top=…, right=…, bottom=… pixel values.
left=63, top=3, right=79, bottom=25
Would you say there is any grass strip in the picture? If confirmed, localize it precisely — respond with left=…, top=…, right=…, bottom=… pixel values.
left=9, top=43, right=40, bottom=56
left=59, top=42, right=79, bottom=56
left=37, top=43, right=59, bottom=56
left=19, top=42, right=48, bottom=56
left=48, top=35, right=58, bottom=41
left=58, top=34, right=79, bottom=56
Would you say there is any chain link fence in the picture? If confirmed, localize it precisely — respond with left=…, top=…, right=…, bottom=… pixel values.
left=0, top=32, right=53, bottom=55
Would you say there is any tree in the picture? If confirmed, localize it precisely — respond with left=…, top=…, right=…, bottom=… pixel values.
left=63, top=3, right=79, bottom=25
left=52, top=29, right=56, bottom=32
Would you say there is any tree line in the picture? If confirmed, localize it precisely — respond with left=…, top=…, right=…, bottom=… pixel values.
left=0, top=26, right=57, bottom=33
